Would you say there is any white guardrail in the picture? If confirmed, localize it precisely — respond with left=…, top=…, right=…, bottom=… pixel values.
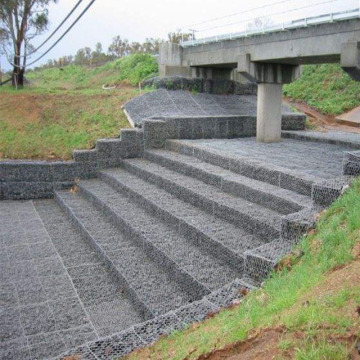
left=181, top=7, right=360, bottom=47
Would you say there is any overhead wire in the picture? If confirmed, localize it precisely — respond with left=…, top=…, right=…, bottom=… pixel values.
left=189, top=0, right=335, bottom=33
left=11, top=0, right=96, bottom=68
left=13, top=0, right=84, bottom=59
left=183, top=0, right=290, bottom=30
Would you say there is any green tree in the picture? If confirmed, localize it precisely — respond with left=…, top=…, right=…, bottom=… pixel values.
left=0, top=0, right=57, bottom=87
left=168, top=30, right=195, bottom=44
left=74, top=47, right=92, bottom=66
left=142, top=38, right=163, bottom=54
left=108, top=35, right=130, bottom=57
left=92, top=42, right=109, bottom=65
left=94, top=41, right=102, bottom=54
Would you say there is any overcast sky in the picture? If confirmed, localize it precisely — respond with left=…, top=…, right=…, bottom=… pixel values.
left=0, top=0, right=356, bottom=71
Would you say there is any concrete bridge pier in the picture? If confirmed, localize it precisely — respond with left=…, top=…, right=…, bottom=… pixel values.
left=238, top=55, right=301, bottom=143
left=341, top=41, right=360, bottom=81
left=256, top=83, right=283, bottom=143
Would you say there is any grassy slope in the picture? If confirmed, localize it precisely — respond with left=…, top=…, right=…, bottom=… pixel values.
left=0, top=54, right=157, bottom=160
left=126, top=179, right=360, bottom=360
left=284, top=64, right=360, bottom=116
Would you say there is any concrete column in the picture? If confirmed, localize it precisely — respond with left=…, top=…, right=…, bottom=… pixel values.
left=256, top=83, right=283, bottom=143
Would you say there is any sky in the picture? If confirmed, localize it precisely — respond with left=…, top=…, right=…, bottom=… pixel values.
left=0, top=0, right=356, bottom=71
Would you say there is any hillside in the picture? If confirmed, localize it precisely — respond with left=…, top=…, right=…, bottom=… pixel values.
left=284, top=64, right=360, bottom=116
left=126, top=178, right=360, bottom=360
left=0, top=54, right=157, bottom=160
left=1, top=59, right=360, bottom=160
left=25, top=53, right=158, bottom=88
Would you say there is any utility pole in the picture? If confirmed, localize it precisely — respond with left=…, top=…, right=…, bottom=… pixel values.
left=188, top=29, right=198, bottom=40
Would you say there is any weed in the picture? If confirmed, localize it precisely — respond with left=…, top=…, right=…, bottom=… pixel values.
left=295, top=337, right=348, bottom=360
left=283, top=64, right=360, bottom=115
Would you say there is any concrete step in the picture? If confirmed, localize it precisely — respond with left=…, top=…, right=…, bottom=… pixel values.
left=34, top=200, right=145, bottom=338
left=144, top=149, right=313, bottom=214
left=55, top=190, right=195, bottom=317
left=99, top=168, right=265, bottom=272
left=121, top=158, right=282, bottom=240
left=78, top=178, right=241, bottom=291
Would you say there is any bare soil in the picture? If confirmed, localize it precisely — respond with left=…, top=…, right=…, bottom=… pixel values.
left=284, top=98, right=360, bottom=134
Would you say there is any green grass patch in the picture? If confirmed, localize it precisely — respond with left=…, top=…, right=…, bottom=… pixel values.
left=126, top=178, right=360, bottom=360
left=24, top=53, right=158, bottom=91
left=284, top=64, right=360, bottom=115
left=0, top=54, right=157, bottom=159
left=0, top=92, right=135, bottom=159
left=294, top=337, right=348, bottom=360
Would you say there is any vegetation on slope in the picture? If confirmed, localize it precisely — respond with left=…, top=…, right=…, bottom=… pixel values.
left=284, top=64, right=360, bottom=116
left=126, top=179, right=360, bottom=360
left=26, top=53, right=158, bottom=88
left=0, top=54, right=157, bottom=160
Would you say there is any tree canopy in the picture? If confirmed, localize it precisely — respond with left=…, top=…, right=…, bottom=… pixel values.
left=0, top=0, right=57, bottom=86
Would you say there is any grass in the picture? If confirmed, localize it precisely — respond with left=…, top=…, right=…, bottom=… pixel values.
left=284, top=64, right=360, bottom=116
left=25, top=53, right=158, bottom=89
left=0, top=88, right=137, bottom=160
left=126, top=178, right=360, bottom=360
left=0, top=54, right=158, bottom=160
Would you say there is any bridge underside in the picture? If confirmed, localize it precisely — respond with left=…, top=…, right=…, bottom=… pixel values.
left=159, top=19, right=360, bottom=142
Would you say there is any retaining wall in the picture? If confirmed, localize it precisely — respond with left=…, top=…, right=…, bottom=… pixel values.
left=3, top=114, right=359, bottom=201
left=0, top=129, right=144, bottom=200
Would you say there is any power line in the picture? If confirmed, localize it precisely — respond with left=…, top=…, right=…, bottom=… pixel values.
left=183, top=0, right=291, bottom=30
left=24, top=0, right=97, bottom=67
left=194, top=0, right=335, bottom=33
left=13, top=0, right=84, bottom=59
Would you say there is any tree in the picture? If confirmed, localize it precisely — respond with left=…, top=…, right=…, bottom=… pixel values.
left=129, top=41, right=142, bottom=54
left=74, top=47, right=92, bottom=66
left=142, top=38, right=163, bottom=54
left=168, top=30, right=195, bottom=44
left=94, top=41, right=102, bottom=54
left=0, top=0, right=57, bottom=87
left=92, top=42, right=108, bottom=65
left=0, top=28, right=6, bottom=50
left=108, top=35, right=130, bottom=58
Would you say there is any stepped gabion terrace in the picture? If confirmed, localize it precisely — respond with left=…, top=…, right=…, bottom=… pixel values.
left=1, top=87, right=360, bottom=360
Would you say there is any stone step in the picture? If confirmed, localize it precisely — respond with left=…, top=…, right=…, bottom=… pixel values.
left=55, top=190, right=195, bottom=317
left=144, top=149, right=313, bottom=214
left=78, top=178, right=241, bottom=291
left=121, top=158, right=282, bottom=240
left=99, top=168, right=265, bottom=272
left=165, top=139, right=319, bottom=196
left=34, top=200, right=145, bottom=338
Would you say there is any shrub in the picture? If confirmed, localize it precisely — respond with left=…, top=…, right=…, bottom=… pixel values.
left=113, top=53, right=158, bottom=85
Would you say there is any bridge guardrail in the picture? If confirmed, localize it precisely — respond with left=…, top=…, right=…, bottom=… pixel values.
left=181, top=7, right=360, bottom=47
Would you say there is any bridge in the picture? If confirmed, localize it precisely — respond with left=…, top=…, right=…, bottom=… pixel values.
left=159, top=2, right=360, bottom=142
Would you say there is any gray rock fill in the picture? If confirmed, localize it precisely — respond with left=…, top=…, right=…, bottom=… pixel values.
left=1, top=130, right=359, bottom=360
left=123, top=89, right=299, bottom=127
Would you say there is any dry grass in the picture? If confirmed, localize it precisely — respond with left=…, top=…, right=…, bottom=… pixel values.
left=0, top=85, right=138, bottom=160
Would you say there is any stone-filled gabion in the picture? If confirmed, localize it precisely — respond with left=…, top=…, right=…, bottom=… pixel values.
left=123, top=88, right=304, bottom=127
left=53, top=278, right=251, bottom=360
left=141, top=76, right=258, bottom=95
left=343, top=151, right=360, bottom=176
left=1, top=90, right=359, bottom=360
